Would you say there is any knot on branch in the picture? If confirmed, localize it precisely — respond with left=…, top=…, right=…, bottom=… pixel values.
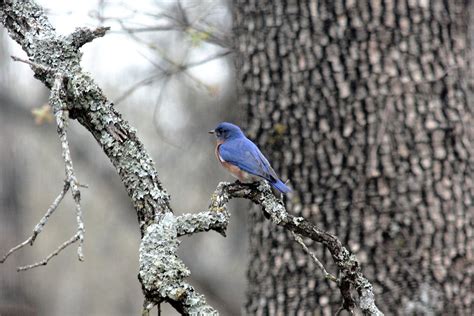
left=68, top=26, right=110, bottom=49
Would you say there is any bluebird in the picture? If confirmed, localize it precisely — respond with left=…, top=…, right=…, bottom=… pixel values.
left=209, top=122, right=291, bottom=193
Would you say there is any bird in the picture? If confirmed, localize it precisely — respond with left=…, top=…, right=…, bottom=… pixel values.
left=209, top=122, right=291, bottom=193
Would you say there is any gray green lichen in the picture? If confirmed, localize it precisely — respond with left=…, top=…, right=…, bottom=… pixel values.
left=139, top=213, right=217, bottom=314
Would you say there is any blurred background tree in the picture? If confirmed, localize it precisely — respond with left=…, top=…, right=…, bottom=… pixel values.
left=234, top=0, right=473, bottom=315
left=0, top=0, right=472, bottom=315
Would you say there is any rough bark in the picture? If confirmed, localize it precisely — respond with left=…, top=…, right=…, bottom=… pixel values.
left=234, top=0, right=473, bottom=314
left=0, top=1, right=215, bottom=313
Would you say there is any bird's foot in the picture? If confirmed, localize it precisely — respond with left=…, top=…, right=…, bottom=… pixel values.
left=234, top=180, right=260, bottom=190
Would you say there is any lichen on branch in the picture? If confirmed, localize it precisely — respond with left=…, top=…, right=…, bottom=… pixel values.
left=0, top=1, right=383, bottom=315
left=0, top=0, right=212, bottom=313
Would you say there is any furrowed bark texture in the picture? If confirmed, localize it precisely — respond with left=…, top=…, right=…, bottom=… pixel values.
left=234, top=0, right=473, bottom=314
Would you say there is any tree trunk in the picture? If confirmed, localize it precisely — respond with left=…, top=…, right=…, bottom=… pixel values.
left=234, top=0, right=473, bottom=314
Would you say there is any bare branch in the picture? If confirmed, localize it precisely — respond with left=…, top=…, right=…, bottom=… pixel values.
left=176, top=183, right=233, bottom=237
left=11, top=55, right=51, bottom=75
left=112, top=25, right=178, bottom=33
left=176, top=212, right=228, bottom=237
left=67, top=26, right=110, bottom=48
left=30, top=182, right=70, bottom=244
left=114, top=73, right=164, bottom=104
left=1, top=1, right=215, bottom=313
left=109, top=4, right=232, bottom=104
left=139, top=213, right=217, bottom=315
left=178, top=181, right=383, bottom=316
left=291, top=232, right=356, bottom=315
left=17, top=233, right=80, bottom=271
left=1, top=73, right=86, bottom=271
left=119, top=24, right=211, bottom=89
left=0, top=183, right=69, bottom=263
left=50, top=73, right=85, bottom=262
left=291, top=231, right=338, bottom=283
left=0, top=238, right=32, bottom=264
left=185, top=50, right=232, bottom=68
left=1, top=2, right=381, bottom=315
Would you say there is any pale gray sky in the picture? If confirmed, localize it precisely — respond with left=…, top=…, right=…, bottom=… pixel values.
left=5, top=0, right=231, bottom=132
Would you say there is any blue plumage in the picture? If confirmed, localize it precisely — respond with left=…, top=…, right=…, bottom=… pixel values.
left=210, top=122, right=291, bottom=193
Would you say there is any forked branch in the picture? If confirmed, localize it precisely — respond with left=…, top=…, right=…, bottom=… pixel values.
left=1, top=74, right=86, bottom=271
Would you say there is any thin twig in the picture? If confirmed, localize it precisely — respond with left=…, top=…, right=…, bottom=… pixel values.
left=17, top=233, right=80, bottom=271
left=108, top=4, right=231, bottom=104
left=11, top=55, right=50, bottom=73
left=0, top=183, right=70, bottom=263
left=30, top=182, right=70, bottom=244
left=51, top=73, right=85, bottom=262
left=1, top=74, right=87, bottom=271
left=112, top=25, right=177, bottom=33
left=114, top=73, right=164, bottom=104
left=185, top=50, right=232, bottom=68
left=0, top=238, right=32, bottom=264
left=291, top=231, right=338, bottom=283
left=119, top=20, right=215, bottom=92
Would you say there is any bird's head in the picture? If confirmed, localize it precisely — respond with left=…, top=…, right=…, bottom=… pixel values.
left=209, top=122, right=245, bottom=141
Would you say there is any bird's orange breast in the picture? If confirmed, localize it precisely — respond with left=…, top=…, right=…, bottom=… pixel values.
left=215, top=142, right=259, bottom=183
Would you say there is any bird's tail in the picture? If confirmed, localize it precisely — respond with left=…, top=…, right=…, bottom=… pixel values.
left=271, top=179, right=291, bottom=193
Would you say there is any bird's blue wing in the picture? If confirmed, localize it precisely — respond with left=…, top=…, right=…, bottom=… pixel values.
left=219, top=138, right=279, bottom=182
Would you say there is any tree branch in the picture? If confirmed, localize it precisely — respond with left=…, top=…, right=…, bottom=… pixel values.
left=139, top=213, right=217, bottom=315
left=0, top=1, right=382, bottom=315
left=1, top=73, right=86, bottom=271
left=0, top=183, right=68, bottom=264
left=0, top=0, right=214, bottom=313
left=50, top=73, right=85, bottom=262
left=290, top=231, right=338, bottom=283
left=178, top=182, right=383, bottom=316
left=176, top=212, right=228, bottom=237
left=67, top=26, right=110, bottom=49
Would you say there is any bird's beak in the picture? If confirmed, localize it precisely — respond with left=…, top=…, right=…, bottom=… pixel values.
left=208, top=129, right=215, bottom=134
